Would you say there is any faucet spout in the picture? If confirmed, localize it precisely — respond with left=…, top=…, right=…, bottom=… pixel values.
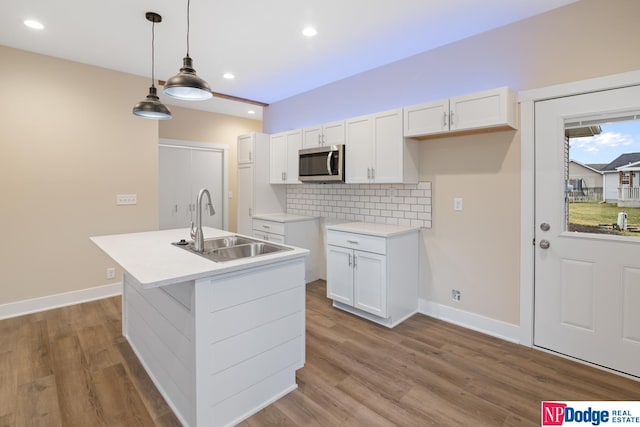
left=193, top=188, right=215, bottom=252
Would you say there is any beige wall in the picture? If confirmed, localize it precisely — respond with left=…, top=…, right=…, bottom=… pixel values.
left=0, top=45, right=260, bottom=306
left=417, top=0, right=640, bottom=325
left=159, top=107, right=261, bottom=233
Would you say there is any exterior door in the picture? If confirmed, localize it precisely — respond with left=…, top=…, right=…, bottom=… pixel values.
left=534, top=86, right=640, bottom=377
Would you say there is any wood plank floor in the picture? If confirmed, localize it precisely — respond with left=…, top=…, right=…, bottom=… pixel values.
left=1, top=280, right=639, bottom=426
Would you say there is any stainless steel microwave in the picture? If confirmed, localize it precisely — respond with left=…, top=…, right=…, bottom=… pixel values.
left=298, top=144, right=345, bottom=183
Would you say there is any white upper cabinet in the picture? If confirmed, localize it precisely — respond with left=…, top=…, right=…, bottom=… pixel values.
left=237, top=133, right=253, bottom=165
left=403, top=86, right=517, bottom=138
left=270, top=130, right=302, bottom=184
left=346, top=108, right=418, bottom=184
left=302, top=120, right=345, bottom=149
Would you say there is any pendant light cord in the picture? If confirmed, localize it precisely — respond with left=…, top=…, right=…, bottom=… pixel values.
left=151, top=19, right=156, bottom=87
left=186, top=0, right=191, bottom=56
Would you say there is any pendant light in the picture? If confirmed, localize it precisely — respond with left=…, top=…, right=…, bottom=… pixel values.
left=163, top=0, right=212, bottom=100
left=133, top=12, right=172, bottom=120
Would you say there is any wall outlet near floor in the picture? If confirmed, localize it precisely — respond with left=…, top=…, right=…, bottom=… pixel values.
left=106, top=267, right=116, bottom=280
left=454, top=197, right=463, bottom=211
left=451, top=289, right=461, bottom=301
left=116, top=194, right=137, bottom=205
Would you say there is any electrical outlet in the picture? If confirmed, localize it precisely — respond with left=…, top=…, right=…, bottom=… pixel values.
left=106, top=267, right=116, bottom=280
left=116, top=194, right=137, bottom=205
left=454, top=197, right=463, bottom=211
left=451, top=289, right=461, bottom=301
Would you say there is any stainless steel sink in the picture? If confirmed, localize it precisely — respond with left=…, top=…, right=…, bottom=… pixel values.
left=172, top=235, right=292, bottom=262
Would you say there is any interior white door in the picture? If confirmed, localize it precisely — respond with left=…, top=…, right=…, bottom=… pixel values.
left=534, top=86, right=640, bottom=378
left=159, top=144, right=225, bottom=231
left=159, top=146, right=191, bottom=229
left=190, top=148, right=224, bottom=230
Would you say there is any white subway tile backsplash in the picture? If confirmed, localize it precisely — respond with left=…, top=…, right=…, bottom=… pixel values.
left=285, top=182, right=432, bottom=228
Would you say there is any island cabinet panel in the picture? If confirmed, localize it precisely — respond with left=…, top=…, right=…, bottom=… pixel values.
left=122, top=257, right=306, bottom=427
left=123, top=274, right=196, bottom=427
left=194, top=259, right=305, bottom=427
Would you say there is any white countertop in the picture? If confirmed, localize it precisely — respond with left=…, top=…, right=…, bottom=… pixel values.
left=252, top=213, right=318, bottom=223
left=90, top=227, right=308, bottom=289
left=326, top=221, right=420, bottom=237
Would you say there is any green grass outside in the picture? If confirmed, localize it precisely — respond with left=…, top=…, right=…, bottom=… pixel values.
left=569, top=202, right=640, bottom=236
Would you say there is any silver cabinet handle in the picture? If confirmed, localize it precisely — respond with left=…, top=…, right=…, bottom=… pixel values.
left=443, top=111, right=447, bottom=127
left=262, top=224, right=270, bottom=229
left=367, top=167, right=371, bottom=179
left=371, top=167, right=375, bottom=180
left=249, top=151, right=252, bottom=161
left=346, top=239, right=359, bottom=244
left=540, top=240, right=550, bottom=249
left=353, top=255, right=357, bottom=268
left=249, top=207, right=252, bottom=216
left=318, top=134, right=322, bottom=145
left=450, top=111, right=455, bottom=126
left=348, top=254, right=352, bottom=267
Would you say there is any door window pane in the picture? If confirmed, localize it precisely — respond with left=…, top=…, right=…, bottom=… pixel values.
left=566, top=117, right=640, bottom=237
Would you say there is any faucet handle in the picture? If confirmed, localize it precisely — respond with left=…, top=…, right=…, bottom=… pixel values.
left=190, top=221, right=196, bottom=240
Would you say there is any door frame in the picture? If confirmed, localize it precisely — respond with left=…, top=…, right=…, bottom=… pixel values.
left=159, top=138, right=229, bottom=231
left=519, top=70, right=640, bottom=347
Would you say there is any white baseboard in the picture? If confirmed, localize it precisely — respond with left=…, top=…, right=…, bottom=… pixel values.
left=418, top=298, right=520, bottom=344
left=0, top=283, right=123, bottom=320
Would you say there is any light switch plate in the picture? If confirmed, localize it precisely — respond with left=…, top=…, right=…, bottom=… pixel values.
left=117, top=194, right=137, bottom=205
left=454, top=197, right=463, bottom=211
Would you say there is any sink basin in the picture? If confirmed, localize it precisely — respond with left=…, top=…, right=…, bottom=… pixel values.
left=172, top=235, right=292, bottom=262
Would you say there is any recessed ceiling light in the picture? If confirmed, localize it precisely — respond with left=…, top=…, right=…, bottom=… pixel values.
left=223, top=73, right=235, bottom=79
left=248, top=110, right=256, bottom=115
left=302, top=27, right=317, bottom=37
left=24, top=19, right=44, bottom=30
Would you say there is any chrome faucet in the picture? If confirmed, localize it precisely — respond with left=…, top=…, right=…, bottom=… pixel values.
left=190, top=188, right=216, bottom=252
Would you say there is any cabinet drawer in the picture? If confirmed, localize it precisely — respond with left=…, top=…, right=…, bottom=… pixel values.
left=252, top=219, right=285, bottom=235
left=327, top=230, right=386, bottom=254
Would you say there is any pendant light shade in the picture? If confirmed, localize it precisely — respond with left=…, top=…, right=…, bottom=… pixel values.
left=164, top=55, right=212, bottom=100
left=133, top=86, right=172, bottom=120
left=164, top=0, right=212, bottom=101
left=133, top=12, right=172, bottom=120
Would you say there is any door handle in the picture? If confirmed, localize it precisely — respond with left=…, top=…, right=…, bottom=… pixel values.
left=327, top=151, right=333, bottom=175
left=539, top=240, right=550, bottom=249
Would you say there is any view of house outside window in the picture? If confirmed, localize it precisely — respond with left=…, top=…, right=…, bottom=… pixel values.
left=566, top=117, right=640, bottom=237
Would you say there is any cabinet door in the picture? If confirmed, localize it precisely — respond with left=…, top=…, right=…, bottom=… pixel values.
left=353, top=250, right=386, bottom=317
left=237, top=134, right=253, bottom=165
left=236, top=164, right=253, bottom=235
left=285, top=130, right=301, bottom=184
left=266, top=233, right=285, bottom=244
left=302, top=126, right=322, bottom=149
left=345, top=115, right=373, bottom=183
left=322, top=120, right=345, bottom=146
left=326, top=245, right=354, bottom=305
left=403, top=99, right=449, bottom=137
left=450, top=87, right=511, bottom=132
left=269, top=133, right=287, bottom=183
left=372, top=109, right=404, bottom=183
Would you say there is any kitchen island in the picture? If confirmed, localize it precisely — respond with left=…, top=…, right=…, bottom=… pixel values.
left=91, top=227, right=308, bottom=427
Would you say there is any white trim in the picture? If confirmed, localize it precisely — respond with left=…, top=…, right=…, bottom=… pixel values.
left=519, top=69, right=640, bottom=348
left=519, top=70, right=640, bottom=103
left=418, top=298, right=520, bottom=344
left=0, top=283, right=122, bottom=320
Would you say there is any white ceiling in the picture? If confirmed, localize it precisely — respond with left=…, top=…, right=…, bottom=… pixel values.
left=0, top=0, right=579, bottom=120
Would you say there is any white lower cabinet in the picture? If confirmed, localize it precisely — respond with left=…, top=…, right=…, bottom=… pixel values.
left=252, top=215, right=321, bottom=283
left=326, top=225, right=418, bottom=327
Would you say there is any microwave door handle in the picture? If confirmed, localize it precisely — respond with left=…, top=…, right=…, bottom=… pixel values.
left=327, top=151, right=333, bottom=175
